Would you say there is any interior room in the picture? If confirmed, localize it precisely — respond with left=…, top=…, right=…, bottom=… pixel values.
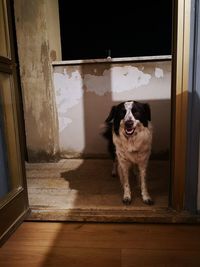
left=2, top=1, right=200, bottom=266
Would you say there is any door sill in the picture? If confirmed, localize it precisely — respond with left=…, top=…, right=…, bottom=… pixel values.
left=26, top=206, right=200, bottom=223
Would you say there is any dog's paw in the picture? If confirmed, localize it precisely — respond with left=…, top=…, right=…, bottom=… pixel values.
left=122, top=196, right=132, bottom=205
left=143, top=198, right=154, bottom=205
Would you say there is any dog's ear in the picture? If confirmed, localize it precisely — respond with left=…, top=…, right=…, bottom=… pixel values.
left=105, top=106, right=116, bottom=123
left=143, top=103, right=151, bottom=121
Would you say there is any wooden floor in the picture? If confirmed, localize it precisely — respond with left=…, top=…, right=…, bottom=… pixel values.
left=1, top=222, right=200, bottom=267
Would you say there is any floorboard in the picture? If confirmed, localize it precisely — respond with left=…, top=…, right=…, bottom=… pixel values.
left=1, top=222, right=200, bottom=267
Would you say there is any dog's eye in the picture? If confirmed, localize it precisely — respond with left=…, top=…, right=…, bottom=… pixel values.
left=119, top=109, right=126, bottom=118
left=133, top=112, right=140, bottom=119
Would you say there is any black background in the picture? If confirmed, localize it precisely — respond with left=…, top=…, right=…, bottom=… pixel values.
left=58, top=0, right=172, bottom=60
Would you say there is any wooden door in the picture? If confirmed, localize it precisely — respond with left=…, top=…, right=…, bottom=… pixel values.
left=0, top=0, right=29, bottom=245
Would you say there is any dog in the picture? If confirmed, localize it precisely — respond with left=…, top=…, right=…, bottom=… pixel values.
left=102, top=100, right=153, bottom=205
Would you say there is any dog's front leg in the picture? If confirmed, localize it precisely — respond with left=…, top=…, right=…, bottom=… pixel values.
left=118, top=160, right=132, bottom=205
left=138, top=163, right=153, bottom=205
left=112, top=158, right=118, bottom=177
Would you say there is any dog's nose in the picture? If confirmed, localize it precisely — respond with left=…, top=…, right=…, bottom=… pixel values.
left=125, top=120, right=134, bottom=128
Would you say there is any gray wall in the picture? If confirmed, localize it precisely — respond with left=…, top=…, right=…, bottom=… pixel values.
left=14, top=0, right=61, bottom=161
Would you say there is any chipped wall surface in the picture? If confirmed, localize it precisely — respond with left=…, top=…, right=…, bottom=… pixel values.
left=53, top=60, right=171, bottom=158
left=14, top=0, right=61, bottom=161
left=13, top=2, right=171, bottom=161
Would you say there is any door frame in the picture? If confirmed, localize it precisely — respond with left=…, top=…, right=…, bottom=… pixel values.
left=28, top=0, right=200, bottom=222
left=0, top=0, right=29, bottom=246
left=184, top=0, right=200, bottom=213
left=171, top=0, right=193, bottom=211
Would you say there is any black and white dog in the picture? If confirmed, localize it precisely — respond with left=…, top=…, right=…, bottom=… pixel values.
left=103, top=100, right=153, bottom=205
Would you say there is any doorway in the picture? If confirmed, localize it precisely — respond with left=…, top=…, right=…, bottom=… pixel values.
left=12, top=0, right=191, bottom=221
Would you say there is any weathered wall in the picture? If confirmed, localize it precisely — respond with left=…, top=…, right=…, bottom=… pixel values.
left=53, top=60, right=171, bottom=159
left=14, top=0, right=61, bottom=161
left=13, top=0, right=171, bottom=161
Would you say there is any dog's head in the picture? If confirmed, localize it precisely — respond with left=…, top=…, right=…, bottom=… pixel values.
left=105, top=101, right=151, bottom=136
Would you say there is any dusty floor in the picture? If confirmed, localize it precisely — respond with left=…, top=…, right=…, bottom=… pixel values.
left=26, top=159, right=170, bottom=221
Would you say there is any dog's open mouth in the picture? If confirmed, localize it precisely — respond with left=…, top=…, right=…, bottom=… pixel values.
left=125, top=128, right=135, bottom=135
left=125, top=121, right=135, bottom=136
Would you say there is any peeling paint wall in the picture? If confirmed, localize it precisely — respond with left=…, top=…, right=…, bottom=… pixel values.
left=53, top=60, right=171, bottom=158
left=14, top=0, right=61, bottom=161
left=13, top=0, right=171, bottom=161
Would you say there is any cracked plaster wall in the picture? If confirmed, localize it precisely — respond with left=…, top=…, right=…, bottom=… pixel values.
left=14, top=0, right=61, bottom=161
left=53, top=61, right=171, bottom=158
